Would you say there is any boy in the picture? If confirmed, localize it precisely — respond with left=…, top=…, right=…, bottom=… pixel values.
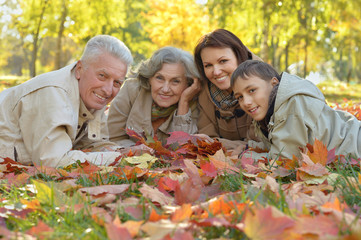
left=231, top=60, right=361, bottom=160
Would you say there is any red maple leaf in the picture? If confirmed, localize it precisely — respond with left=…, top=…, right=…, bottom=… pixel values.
left=200, top=160, right=217, bottom=178
left=166, top=131, right=200, bottom=146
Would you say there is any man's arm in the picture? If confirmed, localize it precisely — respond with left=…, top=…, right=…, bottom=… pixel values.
left=19, top=87, right=120, bottom=167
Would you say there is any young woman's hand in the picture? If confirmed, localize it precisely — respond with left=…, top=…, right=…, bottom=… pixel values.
left=177, top=78, right=201, bottom=115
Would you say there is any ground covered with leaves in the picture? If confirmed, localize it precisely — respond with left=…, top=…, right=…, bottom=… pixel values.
left=0, top=91, right=361, bottom=239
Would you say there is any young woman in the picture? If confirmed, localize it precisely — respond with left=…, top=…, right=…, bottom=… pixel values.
left=231, top=60, right=361, bottom=160
left=107, top=46, right=200, bottom=147
left=194, top=29, right=261, bottom=150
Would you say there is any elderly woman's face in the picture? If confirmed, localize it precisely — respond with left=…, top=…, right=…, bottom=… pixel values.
left=149, top=63, right=188, bottom=108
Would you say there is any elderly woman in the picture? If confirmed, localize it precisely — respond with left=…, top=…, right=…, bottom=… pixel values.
left=107, top=46, right=200, bottom=147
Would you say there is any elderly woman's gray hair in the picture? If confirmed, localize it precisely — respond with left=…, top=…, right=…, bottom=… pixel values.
left=132, top=46, right=200, bottom=90
left=81, top=35, right=133, bottom=67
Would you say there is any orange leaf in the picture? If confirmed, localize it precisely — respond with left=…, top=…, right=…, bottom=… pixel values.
left=148, top=208, right=168, bottom=221
left=113, top=217, right=143, bottom=238
left=307, top=139, right=328, bottom=166
left=321, top=197, right=347, bottom=212
left=243, top=207, right=294, bottom=239
left=20, top=199, right=41, bottom=210
left=27, top=221, right=53, bottom=239
left=171, top=203, right=192, bottom=222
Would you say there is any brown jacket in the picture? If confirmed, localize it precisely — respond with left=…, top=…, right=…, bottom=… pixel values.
left=197, top=51, right=260, bottom=149
left=107, top=78, right=199, bottom=146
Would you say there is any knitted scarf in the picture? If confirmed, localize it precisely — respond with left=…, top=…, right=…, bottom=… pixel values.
left=151, top=102, right=178, bottom=121
left=209, top=82, right=238, bottom=110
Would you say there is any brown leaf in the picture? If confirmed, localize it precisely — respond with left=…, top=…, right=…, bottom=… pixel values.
left=139, top=183, right=173, bottom=205
left=78, top=184, right=130, bottom=196
left=183, top=159, right=204, bottom=187
left=141, top=220, right=178, bottom=240
left=293, top=214, right=339, bottom=236
left=105, top=222, right=132, bottom=240
left=297, top=163, right=329, bottom=177
left=27, top=220, right=53, bottom=239
left=174, top=178, right=202, bottom=205
left=209, top=149, right=239, bottom=174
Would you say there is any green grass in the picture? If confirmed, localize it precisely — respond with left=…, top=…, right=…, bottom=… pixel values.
left=318, top=80, right=361, bottom=103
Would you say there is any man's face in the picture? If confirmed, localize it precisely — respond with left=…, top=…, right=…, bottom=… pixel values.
left=75, top=52, right=127, bottom=111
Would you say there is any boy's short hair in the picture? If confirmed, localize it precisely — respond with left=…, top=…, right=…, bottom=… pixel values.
left=231, top=60, right=281, bottom=87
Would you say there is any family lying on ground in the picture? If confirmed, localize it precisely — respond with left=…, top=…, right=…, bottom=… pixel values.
left=0, top=29, right=360, bottom=168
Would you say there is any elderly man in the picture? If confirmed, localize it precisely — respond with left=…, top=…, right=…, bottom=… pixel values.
left=0, top=35, right=133, bottom=167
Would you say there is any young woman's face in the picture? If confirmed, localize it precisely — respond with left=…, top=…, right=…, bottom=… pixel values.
left=233, top=75, right=279, bottom=121
left=149, top=63, right=188, bottom=108
left=200, top=47, right=238, bottom=92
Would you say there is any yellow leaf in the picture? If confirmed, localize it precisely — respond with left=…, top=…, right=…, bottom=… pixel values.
left=123, top=153, right=158, bottom=169
left=32, top=180, right=68, bottom=206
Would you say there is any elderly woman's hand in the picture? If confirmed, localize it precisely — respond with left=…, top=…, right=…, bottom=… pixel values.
left=177, top=78, right=201, bottom=115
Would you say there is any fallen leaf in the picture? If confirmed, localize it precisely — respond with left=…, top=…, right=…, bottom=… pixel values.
left=32, top=180, right=68, bottom=206
left=105, top=222, right=132, bottom=240
left=293, top=214, right=339, bottom=236
left=209, top=149, right=239, bottom=174
left=78, top=184, right=130, bottom=196
left=200, top=160, right=217, bottom=178
left=166, top=131, right=199, bottom=146
left=306, top=139, right=328, bottom=166
left=123, top=153, right=158, bottom=169
left=139, top=183, right=173, bottom=205
left=243, top=206, right=295, bottom=240
left=148, top=208, right=169, bottom=222
left=27, top=220, right=53, bottom=239
left=171, top=203, right=192, bottom=222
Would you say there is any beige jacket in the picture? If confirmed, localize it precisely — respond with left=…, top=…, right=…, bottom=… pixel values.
left=254, top=72, right=361, bottom=159
left=107, top=78, right=199, bottom=146
left=0, top=63, right=120, bottom=167
left=197, top=51, right=260, bottom=149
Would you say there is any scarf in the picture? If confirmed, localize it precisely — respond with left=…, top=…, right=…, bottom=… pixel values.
left=209, top=82, right=238, bottom=110
left=151, top=102, right=178, bottom=121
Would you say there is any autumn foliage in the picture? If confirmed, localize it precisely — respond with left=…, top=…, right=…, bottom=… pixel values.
left=0, top=103, right=361, bottom=239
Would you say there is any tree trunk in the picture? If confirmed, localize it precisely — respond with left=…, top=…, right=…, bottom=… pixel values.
left=285, top=43, right=289, bottom=72
left=303, top=37, right=308, bottom=78
left=55, top=0, right=67, bottom=70
left=30, top=0, right=49, bottom=77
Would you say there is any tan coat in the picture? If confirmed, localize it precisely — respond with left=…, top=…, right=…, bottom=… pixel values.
left=197, top=51, right=260, bottom=149
left=107, top=78, right=199, bottom=146
left=254, top=72, right=361, bottom=159
left=0, top=63, right=120, bottom=167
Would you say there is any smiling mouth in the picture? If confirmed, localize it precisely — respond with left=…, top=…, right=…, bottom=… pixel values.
left=215, top=76, right=227, bottom=82
left=159, top=94, right=172, bottom=99
left=248, top=106, right=258, bottom=114
left=94, top=92, right=107, bottom=101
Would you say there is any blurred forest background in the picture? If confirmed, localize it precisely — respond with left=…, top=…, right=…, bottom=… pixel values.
left=0, top=0, right=360, bottom=83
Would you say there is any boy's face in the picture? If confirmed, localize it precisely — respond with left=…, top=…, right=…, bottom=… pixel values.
left=233, top=75, right=279, bottom=121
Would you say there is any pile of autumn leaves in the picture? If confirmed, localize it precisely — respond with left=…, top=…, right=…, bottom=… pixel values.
left=1, top=108, right=361, bottom=239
